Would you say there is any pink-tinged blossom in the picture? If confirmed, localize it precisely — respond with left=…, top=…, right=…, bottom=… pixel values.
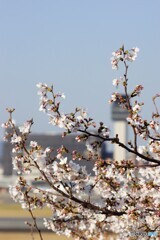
left=126, top=117, right=134, bottom=125
left=1, top=122, right=12, bottom=128
left=19, top=121, right=32, bottom=134
left=111, top=57, right=119, bottom=70
left=11, top=134, right=22, bottom=144
left=61, top=93, right=65, bottom=99
left=4, top=45, right=160, bottom=240
left=112, top=78, right=119, bottom=87
left=138, top=145, right=148, bottom=154
left=109, top=92, right=118, bottom=103
left=133, top=47, right=140, bottom=53
left=59, top=157, right=67, bottom=165
left=36, top=82, right=44, bottom=88
left=76, top=109, right=88, bottom=121
left=49, top=114, right=66, bottom=128
left=149, top=120, right=159, bottom=131
left=112, top=50, right=122, bottom=58
left=36, top=83, right=48, bottom=92
left=9, top=185, right=23, bottom=202
left=100, top=128, right=110, bottom=137
left=75, top=135, right=81, bottom=142
left=30, top=141, right=38, bottom=148
left=111, top=46, right=140, bottom=70
left=86, top=142, right=93, bottom=152
left=39, top=104, right=47, bottom=112
left=145, top=216, right=154, bottom=226
left=132, top=104, right=141, bottom=112
left=44, top=147, right=51, bottom=155
left=111, top=93, right=117, bottom=102
left=125, top=47, right=140, bottom=62
left=55, top=92, right=66, bottom=99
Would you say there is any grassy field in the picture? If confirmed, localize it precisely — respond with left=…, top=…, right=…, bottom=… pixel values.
left=0, top=201, right=117, bottom=239
left=0, top=203, right=51, bottom=218
left=0, top=232, right=117, bottom=240
left=0, top=202, right=72, bottom=240
left=0, top=232, right=72, bottom=240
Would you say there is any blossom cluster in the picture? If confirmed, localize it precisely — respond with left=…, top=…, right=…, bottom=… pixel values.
left=2, top=45, right=160, bottom=240
left=111, top=46, right=139, bottom=70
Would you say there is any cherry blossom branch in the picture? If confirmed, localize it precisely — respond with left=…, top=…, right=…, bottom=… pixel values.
left=22, top=142, right=126, bottom=217
left=35, top=165, right=126, bottom=216
left=4, top=45, right=160, bottom=240
left=25, top=192, right=43, bottom=240
left=115, top=163, right=159, bottom=168
left=148, top=135, right=160, bottom=141
left=78, top=129, right=160, bottom=165
left=123, top=49, right=138, bottom=152
left=152, top=94, right=160, bottom=116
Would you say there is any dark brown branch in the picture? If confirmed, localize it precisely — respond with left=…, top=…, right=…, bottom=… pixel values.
left=78, top=129, right=160, bottom=165
left=23, top=144, right=125, bottom=217
left=34, top=159, right=125, bottom=216
left=148, top=135, right=160, bottom=141
left=115, top=163, right=159, bottom=168
left=78, top=129, right=106, bottom=141
left=111, top=137, right=160, bottom=164
left=123, top=58, right=138, bottom=152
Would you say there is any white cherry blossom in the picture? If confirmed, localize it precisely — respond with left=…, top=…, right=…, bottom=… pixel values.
left=3, top=45, right=160, bottom=240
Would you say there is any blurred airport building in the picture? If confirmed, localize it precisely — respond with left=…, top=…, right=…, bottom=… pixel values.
left=111, top=96, right=129, bottom=161
left=0, top=99, right=130, bottom=190
left=0, top=132, right=113, bottom=189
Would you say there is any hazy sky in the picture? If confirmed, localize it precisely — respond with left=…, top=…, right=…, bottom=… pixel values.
left=0, top=1, right=160, bottom=138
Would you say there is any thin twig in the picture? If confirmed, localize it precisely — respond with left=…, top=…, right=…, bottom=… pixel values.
left=25, top=193, right=43, bottom=240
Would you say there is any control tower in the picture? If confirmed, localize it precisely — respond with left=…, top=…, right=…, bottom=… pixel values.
left=111, top=96, right=128, bottom=161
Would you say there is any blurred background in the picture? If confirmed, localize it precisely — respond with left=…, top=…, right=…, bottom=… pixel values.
left=0, top=0, right=160, bottom=239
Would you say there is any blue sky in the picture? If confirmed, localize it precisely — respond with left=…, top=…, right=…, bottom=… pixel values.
left=0, top=0, right=160, bottom=137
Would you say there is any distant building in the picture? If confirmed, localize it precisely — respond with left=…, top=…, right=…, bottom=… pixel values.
left=1, top=140, right=13, bottom=175
left=0, top=132, right=101, bottom=176
left=1, top=99, right=130, bottom=179
left=111, top=95, right=129, bottom=161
